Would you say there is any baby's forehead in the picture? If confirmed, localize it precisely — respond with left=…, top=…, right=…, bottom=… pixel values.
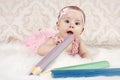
left=62, top=10, right=83, bottom=20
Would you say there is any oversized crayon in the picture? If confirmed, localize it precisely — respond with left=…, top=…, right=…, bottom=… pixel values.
left=52, top=68, right=120, bottom=78
left=54, top=61, right=110, bottom=70
left=30, top=35, right=74, bottom=75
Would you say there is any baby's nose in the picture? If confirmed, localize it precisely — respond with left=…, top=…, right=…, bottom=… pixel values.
left=69, top=26, right=74, bottom=28
left=69, top=22, right=75, bottom=28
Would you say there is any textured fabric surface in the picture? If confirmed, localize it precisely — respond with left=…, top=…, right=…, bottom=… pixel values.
left=0, top=43, right=120, bottom=80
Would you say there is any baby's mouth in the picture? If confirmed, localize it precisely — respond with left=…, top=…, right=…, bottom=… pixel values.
left=67, top=31, right=74, bottom=35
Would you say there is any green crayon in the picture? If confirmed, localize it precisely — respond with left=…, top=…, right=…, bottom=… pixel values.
left=54, top=61, right=110, bottom=70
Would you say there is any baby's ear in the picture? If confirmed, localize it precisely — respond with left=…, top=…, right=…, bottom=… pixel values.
left=80, top=28, right=84, bottom=35
left=56, top=21, right=60, bottom=30
left=82, top=28, right=84, bottom=32
left=56, top=21, right=59, bottom=27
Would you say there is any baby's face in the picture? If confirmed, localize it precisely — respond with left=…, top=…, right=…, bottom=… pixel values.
left=57, top=9, right=84, bottom=38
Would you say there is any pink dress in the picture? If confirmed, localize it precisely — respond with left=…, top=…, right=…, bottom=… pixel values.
left=23, top=28, right=79, bottom=56
left=23, top=28, right=57, bottom=53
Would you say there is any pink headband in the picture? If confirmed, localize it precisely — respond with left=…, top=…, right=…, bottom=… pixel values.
left=59, top=8, right=85, bottom=24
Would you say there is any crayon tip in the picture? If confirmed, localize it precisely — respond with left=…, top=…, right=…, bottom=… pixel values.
left=29, top=73, right=33, bottom=75
left=29, top=67, right=42, bottom=75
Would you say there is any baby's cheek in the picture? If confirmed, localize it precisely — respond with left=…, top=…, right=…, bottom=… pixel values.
left=76, top=29, right=83, bottom=34
left=74, top=31, right=80, bottom=36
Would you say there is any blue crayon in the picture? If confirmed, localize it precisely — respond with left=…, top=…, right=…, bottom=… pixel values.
left=51, top=68, right=120, bottom=78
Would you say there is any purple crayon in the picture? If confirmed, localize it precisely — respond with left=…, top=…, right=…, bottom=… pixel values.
left=30, top=35, right=74, bottom=75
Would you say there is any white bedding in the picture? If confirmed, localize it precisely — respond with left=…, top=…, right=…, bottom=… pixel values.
left=0, top=43, right=120, bottom=80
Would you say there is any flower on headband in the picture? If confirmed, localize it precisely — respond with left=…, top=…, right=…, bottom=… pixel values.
left=59, top=8, right=69, bottom=20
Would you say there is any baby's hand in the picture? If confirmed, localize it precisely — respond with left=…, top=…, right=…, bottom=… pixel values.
left=80, top=52, right=92, bottom=59
left=55, top=36, right=64, bottom=45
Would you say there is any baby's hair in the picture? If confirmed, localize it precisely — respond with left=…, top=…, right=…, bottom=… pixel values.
left=58, top=6, right=86, bottom=25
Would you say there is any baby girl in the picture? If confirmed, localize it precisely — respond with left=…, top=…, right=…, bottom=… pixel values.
left=24, top=6, right=91, bottom=58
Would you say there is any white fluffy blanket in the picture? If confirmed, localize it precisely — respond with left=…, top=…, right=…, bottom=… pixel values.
left=0, top=43, right=120, bottom=80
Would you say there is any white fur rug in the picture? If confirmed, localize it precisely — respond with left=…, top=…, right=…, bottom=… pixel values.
left=0, top=43, right=120, bottom=80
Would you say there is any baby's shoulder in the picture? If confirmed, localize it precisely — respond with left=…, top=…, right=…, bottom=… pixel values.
left=38, top=28, right=57, bottom=38
left=38, top=28, right=56, bottom=33
left=28, top=28, right=57, bottom=38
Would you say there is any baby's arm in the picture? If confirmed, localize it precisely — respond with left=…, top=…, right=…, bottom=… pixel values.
left=37, top=38, right=56, bottom=56
left=78, top=39, right=91, bottom=58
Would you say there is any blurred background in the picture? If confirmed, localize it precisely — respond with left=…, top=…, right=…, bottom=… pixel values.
left=0, top=0, right=119, bottom=47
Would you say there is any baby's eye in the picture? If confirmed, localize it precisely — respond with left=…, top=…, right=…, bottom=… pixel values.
left=65, top=20, right=70, bottom=23
left=75, top=22, right=80, bottom=25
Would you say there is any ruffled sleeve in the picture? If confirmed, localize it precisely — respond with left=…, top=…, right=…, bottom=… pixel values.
left=23, top=28, right=57, bottom=53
